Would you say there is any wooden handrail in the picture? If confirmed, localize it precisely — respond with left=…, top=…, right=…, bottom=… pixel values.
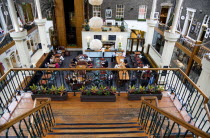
left=9, top=68, right=180, bottom=71
left=0, top=100, right=51, bottom=132
left=142, top=100, right=210, bottom=138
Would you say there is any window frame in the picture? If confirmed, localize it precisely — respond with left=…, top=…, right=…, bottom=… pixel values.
left=92, top=5, right=101, bottom=17
left=138, top=5, right=147, bottom=19
left=116, top=4, right=124, bottom=19
left=182, top=8, right=196, bottom=37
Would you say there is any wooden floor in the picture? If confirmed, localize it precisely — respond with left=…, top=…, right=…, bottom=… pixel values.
left=0, top=92, right=186, bottom=137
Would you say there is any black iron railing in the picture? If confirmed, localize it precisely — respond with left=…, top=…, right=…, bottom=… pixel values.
left=0, top=68, right=209, bottom=133
left=0, top=99, right=55, bottom=137
left=138, top=100, right=210, bottom=137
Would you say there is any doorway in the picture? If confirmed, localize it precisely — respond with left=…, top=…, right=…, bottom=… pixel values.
left=63, top=0, right=76, bottom=46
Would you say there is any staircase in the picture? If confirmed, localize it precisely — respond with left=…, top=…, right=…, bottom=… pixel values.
left=45, top=122, right=149, bottom=138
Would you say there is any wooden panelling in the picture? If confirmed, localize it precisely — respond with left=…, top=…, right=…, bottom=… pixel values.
left=0, top=41, right=15, bottom=55
left=55, top=0, right=67, bottom=47
left=74, top=0, right=84, bottom=48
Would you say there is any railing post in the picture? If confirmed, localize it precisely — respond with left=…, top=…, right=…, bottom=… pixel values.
left=185, top=41, right=202, bottom=76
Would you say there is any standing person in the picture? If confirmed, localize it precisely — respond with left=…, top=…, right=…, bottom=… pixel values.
left=111, top=52, right=116, bottom=62
left=130, top=75, right=137, bottom=87
left=101, top=47, right=105, bottom=58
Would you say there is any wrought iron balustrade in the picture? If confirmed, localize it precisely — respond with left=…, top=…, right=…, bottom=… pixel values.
left=138, top=100, right=210, bottom=137
left=0, top=68, right=209, bottom=133
left=0, top=99, right=55, bottom=137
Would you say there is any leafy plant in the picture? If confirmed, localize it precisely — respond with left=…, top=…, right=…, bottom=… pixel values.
left=90, top=86, right=98, bottom=93
left=50, top=85, right=59, bottom=95
left=129, top=85, right=136, bottom=94
left=29, top=84, right=38, bottom=94
left=138, top=86, right=146, bottom=94
left=147, top=85, right=155, bottom=93
left=58, top=85, right=66, bottom=96
left=110, top=86, right=117, bottom=94
left=156, top=85, right=164, bottom=93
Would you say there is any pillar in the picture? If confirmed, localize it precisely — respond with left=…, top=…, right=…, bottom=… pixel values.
left=161, top=31, right=180, bottom=67
left=14, top=52, right=21, bottom=67
left=10, top=30, right=31, bottom=68
left=144, top=20, right=158, bottom=53
left=35, top=19, right=49, bottom=53
left=197, top=56, right=210, bottom=97
left=35, top=0, right=50, bottom=53
left=144, top=0, right=158, bottom=53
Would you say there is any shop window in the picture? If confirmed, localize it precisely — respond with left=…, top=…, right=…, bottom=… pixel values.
left=21, top=3, right=34, bottom=23
left=138, top=5, right=147, bottom=20
left=182, top=8, right=196, bottom=36
left=197, top=15, right=209, bottom=41
left=159, top=6, right=172, bottom=24
left=93, top=5, right=101, bottom=17
left=116, top=4, right=124, bottom=19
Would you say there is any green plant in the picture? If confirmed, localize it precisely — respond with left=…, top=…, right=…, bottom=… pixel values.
left=58, top=85, right=66, bottom=96
left=110, top=86, right=117, bottom=93
left=138, top=86, right=146, bottom=94
left=90, top=86, right=98, bottom=93
left=79, top=86, right=86, bottom=93
left=129, top=85, right=136, bottom=94
left=147, top=85, right=155, bottom=93
left=156, top=85, right=164, bottom=93
left=29, top=84, right=38, bottom=94
left=50, top=85, right=59, bottom=95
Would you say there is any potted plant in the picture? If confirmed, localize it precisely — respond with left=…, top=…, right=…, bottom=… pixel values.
left=84, top=19, right=90, bottom=31
left=127, top=85, right=163, bottom=100
left=30, top=84, right=68, bottom=101
left=80, top=85, right=116, bottom=102
left=29, top=84, right=38, bottom=94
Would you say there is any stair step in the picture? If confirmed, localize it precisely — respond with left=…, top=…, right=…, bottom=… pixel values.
left=45, top=135, right=148, bottom=138
left=55, top=122, right=138, bottom=126
left=53, top=126, right=140, bottom=129
left=48, top=131, right=144, bottom=135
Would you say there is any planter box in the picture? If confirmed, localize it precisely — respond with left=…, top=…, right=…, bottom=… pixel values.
left=127, top=93, right=162, bottom=100
left=80, top=95, right=116, bottom=102
left=31, top=92, right=68, bottom=101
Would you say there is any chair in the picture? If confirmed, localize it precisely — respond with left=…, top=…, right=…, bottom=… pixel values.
left=71, top=83, right=83, bottom=91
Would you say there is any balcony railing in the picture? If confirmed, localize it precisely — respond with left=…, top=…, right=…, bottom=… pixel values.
left=0, top=68, right=209, bottom=133
left=0, top=98, right=55, bottom=137
left=139, top=100, right=210, bottom=137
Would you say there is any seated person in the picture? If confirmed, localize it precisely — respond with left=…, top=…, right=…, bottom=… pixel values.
left=55, top=62, right=60, bottom=68
left=87, top=56, right=92, bottom=61
left=125, top=63, right=130, bottom=68
left=73, top=57, right=77, bottom=63
left=114, top=63, right=119, bottom=68
left=70, top=77, right=78, bottom=85
left=60, top=55, right=64, bottom=61
left=104, top=60, right=108, bottom=68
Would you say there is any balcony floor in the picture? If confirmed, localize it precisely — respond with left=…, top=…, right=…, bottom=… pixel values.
left=0, top=91, right=185, bottom=125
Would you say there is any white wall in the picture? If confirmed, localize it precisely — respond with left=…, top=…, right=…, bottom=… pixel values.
left=149, top=46, right=162, bottom=67
left=82, top=31, right=130, bottom=54
left=45, top=21, right=53, bottom=45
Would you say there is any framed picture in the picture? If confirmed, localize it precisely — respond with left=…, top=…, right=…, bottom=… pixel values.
left=154, top=12, right=159, bottom=19
left=105, top=9, right=112, bottom=18
left=94, top=35, right=102, bottom=40
left=108, top=35, right=116, bottom=40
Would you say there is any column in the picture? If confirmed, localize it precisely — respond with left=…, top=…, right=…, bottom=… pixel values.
left=7, top=0, right=20, bottom=32
left=144, top=0, right=158, bottom=53
left=160, top=0, right=183, bottom=67
left=0, top=5, right=7, bottom=32
left=10, top=30, right=31, bottom=68
left=197, top=56, right=210, bottom=98
left=7, top=0, right=31, bottom=68
left=161, top=31, right=180, bottom=67
left=144, top=20, right=158, bottom=53
left=35, top=0, right=49, bottom=53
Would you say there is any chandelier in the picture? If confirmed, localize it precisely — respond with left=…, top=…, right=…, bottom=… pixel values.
left=88, top=0, right=103, bottom=5
left=90, top=39, right=102, bottom=50
left=89, top=17, right=103, bottom=28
